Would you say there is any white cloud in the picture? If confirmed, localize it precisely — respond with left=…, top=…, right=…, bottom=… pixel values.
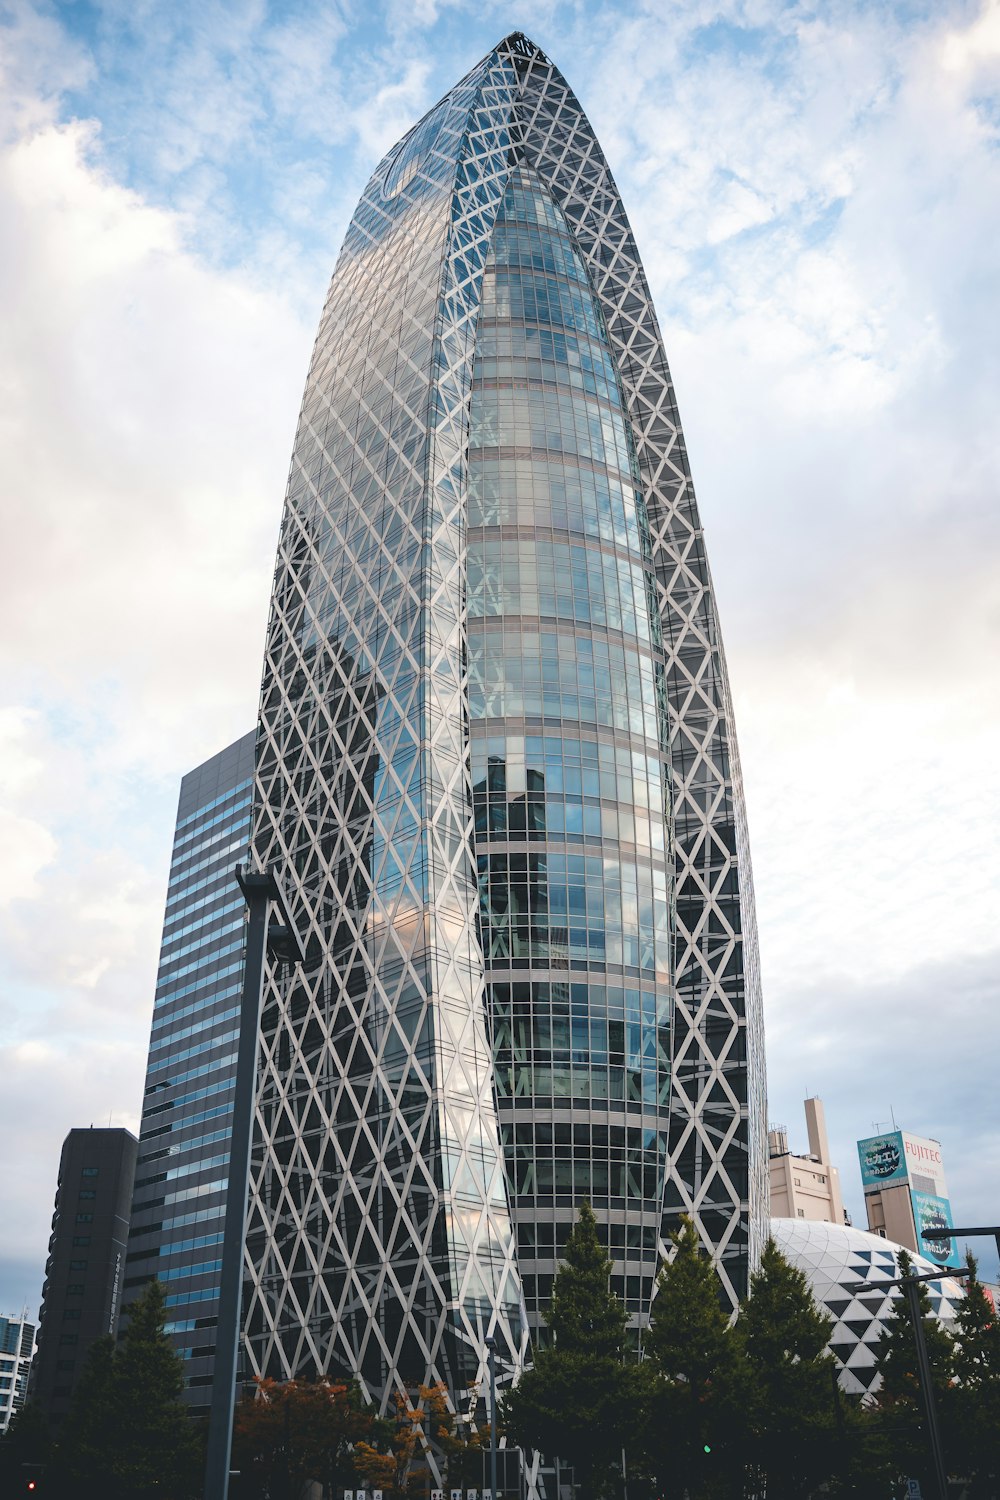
left=1, top=0, right=998, bottom=1308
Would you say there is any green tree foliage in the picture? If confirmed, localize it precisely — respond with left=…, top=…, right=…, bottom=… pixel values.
left=738, top=1238, right=844, bottom=1499
left=950, top=1253, right=1000, bottom=1494
left=872, top=1248, right=956, bottom=1490
left=641, top=1216, right=746, bottom=1498
left=53, top=1279, right=202, bottom=1499
left=233, top=1375, right=379, bottom=1499
left=503, top=1202, right=643, bottom=1500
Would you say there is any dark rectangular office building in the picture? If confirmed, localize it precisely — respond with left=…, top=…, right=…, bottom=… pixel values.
left=123, top=730, right=253, bottom=1414
left=31, top=1127, right=137, bottom=1425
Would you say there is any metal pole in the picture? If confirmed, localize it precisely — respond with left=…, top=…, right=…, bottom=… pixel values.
left=486, top=1336, right=498, bottom=1500
left=204, top=872, right=273, bottom=1500
left=902, top=1271, right=949, bottom=1500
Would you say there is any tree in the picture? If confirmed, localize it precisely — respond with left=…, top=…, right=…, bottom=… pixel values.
left=232, top=1376, right=378, bottom=1499
left=50, top=1334, right=120, bottom=1499
left=737, top=1238, right=843, bottom=1499
left=872, top=1248, right=956, bottom=1492
left=503, top=1202, right=644, bottom=1500
left=944, top=1252, right=1000, bottom=1495
left=352, top=1384, right=485, bottom=1500
left=54, top=1279, right=202, bottom=1500
left=641, top=1217, right=747, bottom=1498
left=0, top=1401, right=51, bottom=1493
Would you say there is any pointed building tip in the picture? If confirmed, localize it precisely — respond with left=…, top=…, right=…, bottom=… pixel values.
left=497, top=30, right=549, bottom=64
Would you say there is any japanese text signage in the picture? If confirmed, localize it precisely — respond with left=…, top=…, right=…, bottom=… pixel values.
left=857, top=1131, right=907, bottom=1192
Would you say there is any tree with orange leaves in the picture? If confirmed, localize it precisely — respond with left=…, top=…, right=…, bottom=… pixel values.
left=353, top=1383, right=489, bottom=1500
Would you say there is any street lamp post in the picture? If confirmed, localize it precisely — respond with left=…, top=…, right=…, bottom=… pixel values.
left=203, top=865, right=305, bottom=1500
left=853, top=1262, right=970, bottom=1500
left=485, top=1335, right=498, bottom=1500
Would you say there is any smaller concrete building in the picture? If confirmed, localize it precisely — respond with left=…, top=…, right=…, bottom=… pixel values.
left=31, top=1127, right=138, bottom=1427
left=857, top=1127, right=961, bottom=1270
left=0, top=1311, right=34, bottom=1432
left=768, top=1097, right=845, bottom=1226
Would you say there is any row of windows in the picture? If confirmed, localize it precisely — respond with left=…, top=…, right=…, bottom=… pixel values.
left=143, top=1050, right=237, bottom=1098
left=165, top=854, right=250, bottom=912
left=146, top=1027, right=239, bottom=1076
left=480, top=268, right=602, bottom=343
left=470, top=384, right=631, bottom=476
left=495, top=1063, right=666, bottom=1107
left=490, top=221, right=590, bottom=285
left=471, top=732, right=666, bottom=811
left=478, top=852, right=670, bottom=977
left=475, top=321, right=620, bottom=404
left=142, top=1100, right=233, bottom=1148
left=490, top=979, right=668, bottom=1026
left=158, top=914, right=244, bottom=972
left=153, top=978, right=241, bottom=1021
left=474, top=788, right=667, bottom=854
left=134, top=1151, right=230, bottom=1192
left=139, top=1124, right=231, bottom=1169
left=149, top=1004, right=241, bottom=1055
left=154, top=963, right=243, bottom=1010
left=494, top=1008, right=668, bottom=1072
left=165, top=1285, right=219, bottom=1309
left=467, top=537, right=656, bottom=646
left=517, top=1219, right=659, bottom=1255
left=174, top=778, right=252, bottom=837
left=163, top=1176, right=228, bottom=1209
left=156, top=937, right=244, bottom=991
left=167, top=830, right=248, bottom=892
left=142, top=1075, right=234, bottom=1122
left=161, top=891, right=244, bottom=950
left=503, top=1120, right=668, bottom=1157
left=468, top=454, right=644, bottom=548
left=498, top=173, right=567, bottom=232
left=468, top=625, right=666, bottom=744
left=507, top=1154, right=664, bottom=1202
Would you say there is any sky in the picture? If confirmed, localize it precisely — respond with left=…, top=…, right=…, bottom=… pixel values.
left=1, top=0, right=999, bottom=1313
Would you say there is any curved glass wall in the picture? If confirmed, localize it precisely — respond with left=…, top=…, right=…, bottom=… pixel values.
left=468, top=165, right=673, bottom=1334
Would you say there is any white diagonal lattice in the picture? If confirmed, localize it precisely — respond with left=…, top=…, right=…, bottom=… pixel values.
left=245, top=31, right=767, bottom=1425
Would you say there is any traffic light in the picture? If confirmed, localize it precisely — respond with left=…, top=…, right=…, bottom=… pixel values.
left=702, top=1444, right=711, bottom=1454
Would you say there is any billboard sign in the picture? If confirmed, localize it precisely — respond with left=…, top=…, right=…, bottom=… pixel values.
left=858, top=1131, right=907, bottom=1192
left=901, top=1132, right=948, bottom=1197
left=911, top=1190, right=962, bottom=1271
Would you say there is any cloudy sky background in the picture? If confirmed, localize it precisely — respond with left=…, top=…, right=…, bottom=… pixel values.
left=1, top=0, right=999, bottom=1310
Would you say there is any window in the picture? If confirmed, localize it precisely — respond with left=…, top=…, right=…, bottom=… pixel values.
left=58, top=1335, right=78, bottom=1347
left=66, top=1285, right=85, bottom=1296
left=797, top=1208, right=805, bottom=1217
left=81, top=1167, right=99, bottom=1177
left=56, top=1360, right=76, bottom=1372
left=63, top=1309, right=82, bottom=1321
left=75, top=1213, right=93, bottom=1224
left=78, top=1190, right=96, bottom=1200
left=69, top=1260, right=87, bottom=1272
left=72, top=1236, right=91, bottom=1247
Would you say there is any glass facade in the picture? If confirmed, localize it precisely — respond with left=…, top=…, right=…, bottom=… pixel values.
left=124, top=731, right=254, bottom=1415
left=0, top=1313, right=34, bottom=1432
left=245, top=29, right=766, bottom=1416
left=468, top=166, right=671, bottom=1334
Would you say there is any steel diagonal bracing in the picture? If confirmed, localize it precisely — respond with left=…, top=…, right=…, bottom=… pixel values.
left=245, top=29, right=766, bottom=1432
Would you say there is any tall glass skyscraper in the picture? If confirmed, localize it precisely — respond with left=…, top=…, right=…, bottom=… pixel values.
left=245, top=32, right=766, bottom=1407
left=124, top=731, right=254, bottom=1414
